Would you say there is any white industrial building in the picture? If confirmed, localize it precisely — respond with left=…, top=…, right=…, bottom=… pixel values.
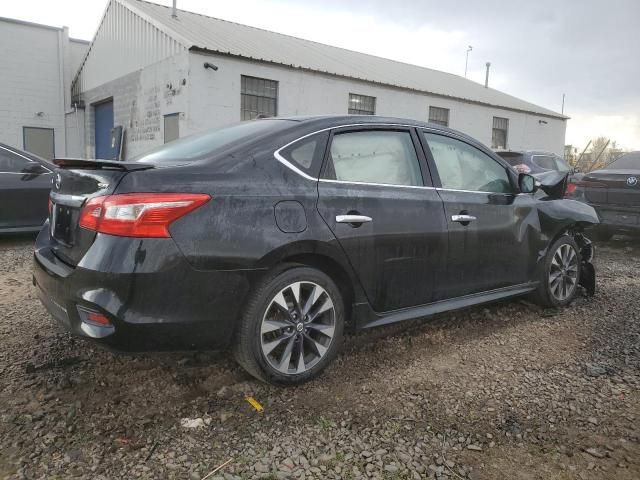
left=2, top=0, right=568, bottom=161
left=0, top=17, right=89, bottom=158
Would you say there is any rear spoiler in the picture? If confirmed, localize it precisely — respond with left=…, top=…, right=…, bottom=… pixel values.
left=53, top=158, right=153, bottom=171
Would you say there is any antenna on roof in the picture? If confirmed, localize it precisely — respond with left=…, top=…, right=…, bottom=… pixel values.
left=172, top=0, right=178, bottom=18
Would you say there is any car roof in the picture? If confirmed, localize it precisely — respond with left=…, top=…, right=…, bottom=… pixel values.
left=262, top=114, right=489, bottom=152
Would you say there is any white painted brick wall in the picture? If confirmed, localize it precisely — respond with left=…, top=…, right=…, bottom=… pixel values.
left=0, top=20, right=88, bottom=157
left=0, top=21, right=64, bottom=156
left=187, top=52, right=567, bottom=155
left=76, top=50, right=566, bottom=159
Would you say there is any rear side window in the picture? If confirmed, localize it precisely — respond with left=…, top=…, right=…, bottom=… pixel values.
left=608, top=152, right=640, bottom=169
left=277, top=132, right=329, bottom=178
left=423, top=132, right=512, bottom=193
left=133, top=120, right=293, bottom=165
left=322, top=130, right=423, bottom=186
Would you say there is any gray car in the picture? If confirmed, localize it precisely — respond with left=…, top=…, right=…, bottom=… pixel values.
left=0, top=143, right=54, bottom=233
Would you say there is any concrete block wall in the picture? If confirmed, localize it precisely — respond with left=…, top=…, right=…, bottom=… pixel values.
left=80, top=52, right=190, bottom=159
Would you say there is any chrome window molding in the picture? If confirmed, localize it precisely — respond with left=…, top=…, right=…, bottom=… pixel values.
left=273, top=123, right=517, bottom=195
left=0, top=145, right=53, bottom=174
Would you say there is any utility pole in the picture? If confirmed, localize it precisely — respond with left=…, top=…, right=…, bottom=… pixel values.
left=576, top=140, right=592, bottom=169
left=464, top=46, right=473, bottom=77
left=561, top=94, right=565, bottom=115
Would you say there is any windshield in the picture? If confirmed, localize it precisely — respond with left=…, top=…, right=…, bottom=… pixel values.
left=608, top=152, right=640, bottom=170
left=132, top=120, right=293, bottom=165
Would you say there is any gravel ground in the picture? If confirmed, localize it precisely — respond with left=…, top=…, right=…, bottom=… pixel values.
left=0, top=235, right=638, bottom=480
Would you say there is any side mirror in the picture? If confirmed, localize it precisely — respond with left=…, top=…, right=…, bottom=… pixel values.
left=519, top=173, right=537, bottom=194
left=21, top=163, right=48, bottom=174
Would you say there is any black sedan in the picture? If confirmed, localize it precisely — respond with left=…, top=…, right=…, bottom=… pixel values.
left=568, top=151, right=640, bottom=240
left=1, top=143, right=54, bottom=233
left=34, top=116, right=598, bottom=385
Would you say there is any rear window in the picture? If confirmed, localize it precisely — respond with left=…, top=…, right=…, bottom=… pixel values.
left=496, top=152, right=525, bottom=167
left=132, top=120, right=293, bottom=165
left=608, top=152, right=640, bottom=170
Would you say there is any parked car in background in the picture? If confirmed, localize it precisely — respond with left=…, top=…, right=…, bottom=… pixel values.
left=34, top=116, right=598, bottom=385
left=567, top=151, right=640, bottom=240
left=496, top=150, right=573, bottom=176
left=0, top=143, right=54, bottom=233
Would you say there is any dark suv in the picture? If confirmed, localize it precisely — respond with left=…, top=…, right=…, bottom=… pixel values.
left=33, top=116, right=598, bottom=385
left=496, top=150, right=572, bottom=176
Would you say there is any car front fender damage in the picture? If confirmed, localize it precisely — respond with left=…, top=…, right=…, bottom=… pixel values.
left=536, top=197, right=599, bottom=298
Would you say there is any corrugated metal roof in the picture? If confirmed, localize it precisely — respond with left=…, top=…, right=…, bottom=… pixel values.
left=125, top=0, right=565, bottom=119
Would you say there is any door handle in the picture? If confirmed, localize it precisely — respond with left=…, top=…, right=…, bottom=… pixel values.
left=451, top=214, right=477, bottom=223
left=336, top=214, right=372, bottom=224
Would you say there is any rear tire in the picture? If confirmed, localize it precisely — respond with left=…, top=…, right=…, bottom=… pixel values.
left=233, top=266, right=344, bottom=385
left=531, top=236, right=581, bottom=308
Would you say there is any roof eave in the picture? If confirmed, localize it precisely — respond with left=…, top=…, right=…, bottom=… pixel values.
left=189, top=46, right=568, bottom=121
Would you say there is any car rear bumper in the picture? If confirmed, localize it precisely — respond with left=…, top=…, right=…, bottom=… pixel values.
left=33, top=225, right=258, bottom=351
left=592, top=205, right=640, bottom=233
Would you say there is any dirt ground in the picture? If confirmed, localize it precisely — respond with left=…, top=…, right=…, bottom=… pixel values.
left=0, top=235, right=638, bottom=480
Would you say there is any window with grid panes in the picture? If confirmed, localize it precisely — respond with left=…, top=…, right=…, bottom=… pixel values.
left=428, top=106, right=449, bottom=127
left=241, top=75, right=278, bottom=120
left=348, top=93, right=376, bottom=115
left=492, top=117, right=509, bottom=149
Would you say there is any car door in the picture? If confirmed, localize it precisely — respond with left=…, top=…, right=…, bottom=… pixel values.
left=316, top=126, right=448, bottom=312
left=0, top=146, right=52, bottom=229
left=420, top=131, right=536, bottom=297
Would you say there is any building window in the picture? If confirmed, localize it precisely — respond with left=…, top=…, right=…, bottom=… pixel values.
left=164, top=113, right=180, bottom=144
left=241, top=75, right=278, bottom=120
left=492, top=117, right=509, bottom=149
left=428, top=106, right=449, bottom=127
left=348, top=93, right=376, bottom=115
left=23, top=127, right=55, bottom=160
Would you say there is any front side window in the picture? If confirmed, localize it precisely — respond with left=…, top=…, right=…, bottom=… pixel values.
left=323, top=130, right=423, bottom=186
left=0, top=148, right=30, bottom=173
left=348, top=94, right=376, bottom=115
left=423, top=132, right=512, bottom=193
left=429, top=106, right=449, bottom=127
left=492, top=117, right=509, bottom=149
left=241, top=75, right=278, bottom=121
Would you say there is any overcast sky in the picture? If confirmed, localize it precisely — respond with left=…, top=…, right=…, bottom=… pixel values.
left=3, top=0, right=639, bottom=150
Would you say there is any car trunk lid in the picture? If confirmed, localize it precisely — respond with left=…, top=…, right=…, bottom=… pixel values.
left=582, top=168, right=640, bottom=206
left=48, top=159, right=153, bottom=266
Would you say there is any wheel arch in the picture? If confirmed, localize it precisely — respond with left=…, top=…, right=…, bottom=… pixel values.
left=253, top=241, right=364, bottom=330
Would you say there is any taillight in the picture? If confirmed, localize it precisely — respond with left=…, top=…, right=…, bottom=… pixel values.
left=79, top=193, right=210, bottom=238
left=565, top=182, right=577, bottom=196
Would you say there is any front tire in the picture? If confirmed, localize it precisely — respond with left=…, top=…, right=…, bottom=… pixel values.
left=233, top=266, right=344, bottom=385
left=532, top=236, right=581, bottom=308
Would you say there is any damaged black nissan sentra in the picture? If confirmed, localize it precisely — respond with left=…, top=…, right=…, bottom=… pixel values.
left=33, top=116, right=599, bottom=385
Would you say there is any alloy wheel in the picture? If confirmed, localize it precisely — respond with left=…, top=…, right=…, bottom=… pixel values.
left=548, top=243, right=579, bottom=301
left=260, top=281, right=336, bottom=375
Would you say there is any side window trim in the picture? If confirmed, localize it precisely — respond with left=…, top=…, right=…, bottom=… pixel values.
left=319, top=126, right=433, bottom=188
left=420, top=130, right=515, bottom=194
